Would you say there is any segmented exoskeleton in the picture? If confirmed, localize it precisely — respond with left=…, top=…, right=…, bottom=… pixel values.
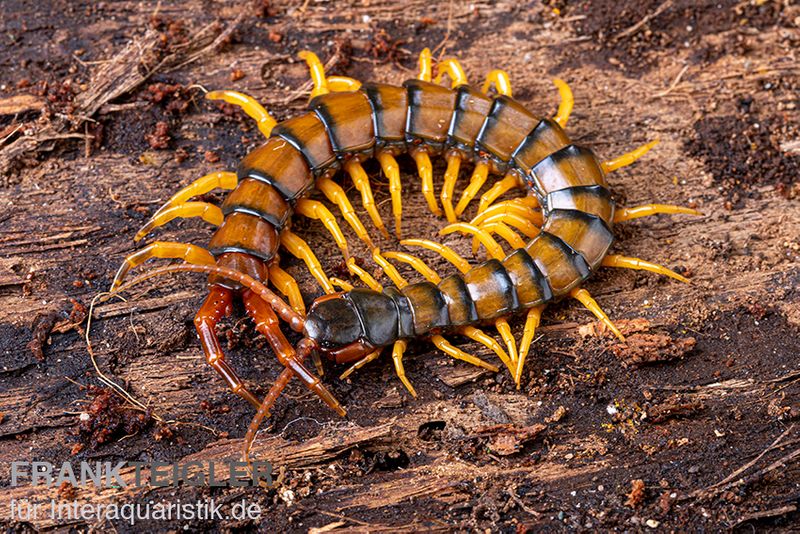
left=111, top=49, right=700, bottom=449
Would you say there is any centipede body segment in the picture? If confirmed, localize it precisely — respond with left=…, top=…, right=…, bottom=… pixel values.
left=110, top=49, right=701, bottom=457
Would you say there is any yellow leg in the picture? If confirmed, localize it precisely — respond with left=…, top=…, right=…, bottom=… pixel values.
left=381, top=251, right=441, bottom=283
left=418, top=48, right=432, bottom=82
left=346, top=257, right=382, bottom=292
left=151, top=171, right=238, bottom=220
left=480, top=221, right=527, bottom=251
left=327, top=75, right=361, bottom=92
left=376, top=151, right=403, bottom=238
left=441, top=153, right=462, bottom=223
left=481, top=70, right=513, bottom=96
left=516, top=306, right=543, bottom=388
left=613, top=203, right=702, bottom=223
left=477, top=173, right=519, bottom=214
left=345, top=159, right=389, bottom=238
left=391, top=340, right=416, bottom=397
left=478, top=212, right=540, bottom=239
left=454, top=161, right=489, bottom=217
left=268, top=263, right=306, bottom=315
left=471, top=198, right=544, bottom=229
left=459, top=326, right=513, bottom=374
left=434, top=58, right=468, bottom=88
left=431, top=335, right=499, bottom=372
left=400, top=238, right=471, bottom=274
left=111, top=241, right=215, bottom=289
left=135, top=202, right=223, bottom=242
left=316, top=177, right=374, bottom=249
left=372, top=248, right=408, bottom=288
left=495, top=318, right=518, bottom=363
left=339, top=349, right=382, bottom=380
left=411, top=149, right=442, bottom=216
left=280, top=231, right=334, bottom=294
left=602, top=140, right=659, bottom=173
left=440, top=222, right=505, bottom=260
left=206, top=91, right=277, bottom=138
left=298, top=51, right=330, bottom=99
left=330, top=277, right=354, bottom=292
left=601, top=254, right=689, bottom=283
left=552, top=79, right=573, bottom=128
left=570, top=287, right=624, bottom=341
left=295, top=199, right=349, bottom=260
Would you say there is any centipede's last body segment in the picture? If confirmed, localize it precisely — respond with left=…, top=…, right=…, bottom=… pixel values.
left=109, top=49, right=700, bottom=459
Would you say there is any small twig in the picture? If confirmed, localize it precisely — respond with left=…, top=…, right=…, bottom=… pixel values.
left=612, top=0, right=673, bottom=41
left=652, top=64, right=690, bottom=99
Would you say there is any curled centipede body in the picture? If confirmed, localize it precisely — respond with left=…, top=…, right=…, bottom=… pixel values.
left=111, top=49, right=700, bottom=456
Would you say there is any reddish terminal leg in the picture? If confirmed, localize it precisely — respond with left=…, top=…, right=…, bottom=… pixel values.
left=241, top=290, right=345, bottom=416
left=194, top=285, right=261, bottom=408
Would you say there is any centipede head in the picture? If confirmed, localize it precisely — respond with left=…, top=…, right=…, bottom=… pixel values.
left=303, top=292, right=376, bottom=363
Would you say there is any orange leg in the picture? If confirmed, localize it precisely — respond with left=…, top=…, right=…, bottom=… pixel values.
left=242, top=290, right=345, bottom=415
left=195, top=285, right=260, bottom=408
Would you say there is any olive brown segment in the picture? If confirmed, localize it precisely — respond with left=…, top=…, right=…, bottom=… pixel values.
left=271, top=112, right=338, bottom=174
left=209, top=212, right=280, bottom=262
left=543, top=209, right=615, bottom=269
left=403, top=79, right=458, bottom=152
left=544, top=185, right=614, bottom=224
left=401, top=281, right=450, bottom=335
left=360, top=83, right=408, bottom=147
left=525, top=231, right=591, bottom=296
left=309, top=91, right=376, bottom=156
left=501, top=248, right=553, bottom=308
left=384, top=287, right=416, bottom=340
left=438, top=273, right=479, bottom=326
left=527, top=144, right=607, bottom=194
left=221, top=178, right=292, bottom=230
left=511, top=118, right=572, bottom=175
left=476, top=96, right=541, bottom=172
left=346, top=288, right=399, bottom=347
left=447, top=85, right=494, bottom=153
left=237, top=137, right=314, bottom=201
left=463, top=259, right=520, bottom=321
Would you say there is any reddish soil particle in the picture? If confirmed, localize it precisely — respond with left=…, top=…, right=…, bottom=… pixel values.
left=611, top=334, right=696, bottom=366
left=145, top=121, right=171, bottom=149
left=625, top=478, right=646, bottom=508
left=77, top=386, right=152, bottom=448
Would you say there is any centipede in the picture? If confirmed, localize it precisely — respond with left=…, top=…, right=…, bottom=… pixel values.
left=109, top=48, right=701, bottom=463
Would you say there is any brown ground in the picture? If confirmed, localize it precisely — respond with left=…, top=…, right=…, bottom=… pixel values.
left=1, top=0, right=799, bottom=531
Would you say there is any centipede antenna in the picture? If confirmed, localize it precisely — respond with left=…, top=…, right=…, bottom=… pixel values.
left=135, top=202, right=224, bottom=242
left=111, top=241, right=216, bottom=289
left=107, top=263, right=303, bottom=332
left=601, top=254, right=689, bottom=283
left=552, top=79, right=573, bottom=128
left=570, top=287, right=625, bottom=341
left=601, top=139, right=659, bottom=173
left=613, top=203, right=702, bottom=223
left=516, top=306, right=543, bottom=388
left=206, top=91, right=277, bottom=138
left=455, top=160, right=489, bottom=217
